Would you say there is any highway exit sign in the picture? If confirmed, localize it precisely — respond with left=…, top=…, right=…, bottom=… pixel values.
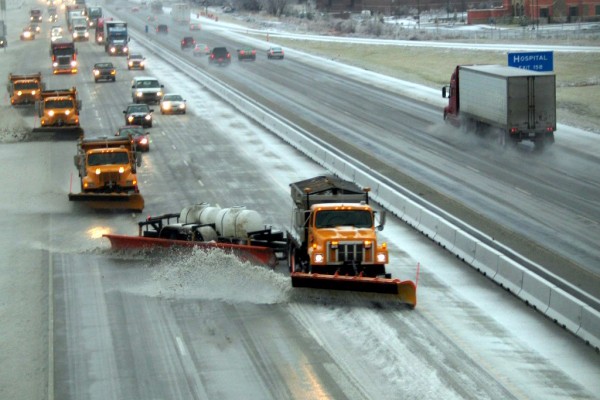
left=508, top=51, right=554, bottom=72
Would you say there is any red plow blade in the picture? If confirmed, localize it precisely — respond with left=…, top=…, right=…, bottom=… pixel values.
left=291, top=272, right=417, bottom=308
left=103, top=234, right=278, bottom=267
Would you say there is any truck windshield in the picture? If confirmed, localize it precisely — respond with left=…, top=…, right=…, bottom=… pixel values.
left=53, top=47, right=74, bottom=56
left=88, top=8, right=102, bottom=18
left=15, top=82, right=39, bottom=90
left=137, top=80, right=159, bottom=88
left=315, top=210, right=372, bottom=229
left=45, top=99, right=73, bottom=109
left=88, top=152, right=129, bottom=166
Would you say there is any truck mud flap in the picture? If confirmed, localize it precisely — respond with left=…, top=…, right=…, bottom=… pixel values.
left=69, top=193, right=145, bottom=212
left=31, top=126, right=83, bottom=140
left=291, top=272, right=417, bottom=308
left=103, top=234, right=278, bottom=268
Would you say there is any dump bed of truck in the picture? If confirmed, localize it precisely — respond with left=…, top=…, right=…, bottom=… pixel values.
left=290, top=175, right=368, bottom=207
left=9, top=72, right=42, bottom=83
left=40, top=87, right=77, bottom=100
left=79, top=136, right=133, bottom=152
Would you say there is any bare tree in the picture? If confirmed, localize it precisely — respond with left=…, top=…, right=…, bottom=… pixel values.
left=263, top=0, right=289, bottom=16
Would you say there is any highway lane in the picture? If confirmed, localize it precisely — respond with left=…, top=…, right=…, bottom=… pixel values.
left=111, top=4, right=600, bottom=302
left=2, top=3, right=600, bottom=399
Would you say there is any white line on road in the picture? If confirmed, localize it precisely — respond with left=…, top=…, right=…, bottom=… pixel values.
left=176, top=336, right=187, bottom=357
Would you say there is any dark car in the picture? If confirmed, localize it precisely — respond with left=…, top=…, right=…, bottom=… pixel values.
left=127, top=54, right=146, bottom=70
left=209, top=47, right=231, bottom=66
left=156, top=24, right=168, bottom=34
left=116, top=125, right=150, bottom=152
left=267, top=46, right=284, bottom=60
left=180, top=36, right=195, bottom=50
left=93, top=62, right=116, bottom=82
left=237, top=47, right=256, bottom=61
left=123, top=104, right=154, bottom=128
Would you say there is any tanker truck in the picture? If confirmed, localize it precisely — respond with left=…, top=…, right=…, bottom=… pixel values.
left=442, top=65, right=556, bottom=151
left=104, top=203, right=287, bottom=267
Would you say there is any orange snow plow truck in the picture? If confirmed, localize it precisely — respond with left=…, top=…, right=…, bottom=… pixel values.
left=8, top=72, right=44, bottom=106
left=34, top=87, right=83, bottom=136
left=286, top=175, right=417, bottom=307
left=69, top=136, right=144, bottom=211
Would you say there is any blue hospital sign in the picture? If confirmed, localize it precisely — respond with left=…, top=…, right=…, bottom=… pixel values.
left=508, top=51, right=554, bottom=72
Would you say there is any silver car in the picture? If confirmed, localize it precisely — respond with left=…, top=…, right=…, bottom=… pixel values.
left=159, top=93, right=187, bottom=115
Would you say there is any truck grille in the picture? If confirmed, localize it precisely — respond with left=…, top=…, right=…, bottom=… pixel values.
left=337, top=243, right=364, bottom=263
left=100, top=172, right=120, bottom=185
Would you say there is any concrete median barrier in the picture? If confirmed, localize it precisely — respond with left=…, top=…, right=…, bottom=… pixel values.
left=472, top=242, right=499, bottom=278
left=546, top=287, right=583, bottom=334
left=453, top=230, right=477, bottom=264
left=494, top=256, right=524, bottom=294
left=578, top=306, right=600, bottom=351
left=434, top=218, right=457, bottom=251
left=519, top=269, right=551, bottom=312
left=417, top=209, right=440, bottom=239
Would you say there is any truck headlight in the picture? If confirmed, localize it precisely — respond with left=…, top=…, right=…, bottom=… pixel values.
left=110, top=47, right=116, bottom=53
left=123, top=47, right=128, bottom=52
left=136, top=92, right=143, bottom=97
left=93, top=70, right=99, bottom=76
left=376, top=253, right=387, bottom=263
left=95, top=168, right=101, bottom=175
left=118, top=167, right=125, bottom=174
left=84, top=32, right=89, bottom=38
left=48, top=110, right=55, bottom=116
left=71, top=60, right=77, bottom=67
left=65, top=110, right=70, bottom=115
left=31, top=90, right=36, bottom=95
left=128, top=61, right=133, bottom=66
left=364, top=240, right=372, bottom=249
left=144, top=115, right=152, bottom=120
left=157, top=91, right=163, bottom=97
left=127, top=116, right=134, bottom=122
left=53, top=62, right=58, bottom=67
left=17, top=90, right=23, bottom=96
left=314, top=254, right=324, bottom=263
left=73, top=32, right=78, bottom=38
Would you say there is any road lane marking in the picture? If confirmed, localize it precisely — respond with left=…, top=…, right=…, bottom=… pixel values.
left=176, top=336, right=187, bottom=356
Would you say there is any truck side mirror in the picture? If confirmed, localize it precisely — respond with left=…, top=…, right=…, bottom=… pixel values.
left=442, top=86, right=447, bottom=98
left=73, top=155, right=80, bottom=168
left=77, top=100, right=82, bottom=111
left=136, top=152, right=142, bottom=167
left=35, top=101, right=42, bottom=117
left=376, top=210, right=386, bottom=231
